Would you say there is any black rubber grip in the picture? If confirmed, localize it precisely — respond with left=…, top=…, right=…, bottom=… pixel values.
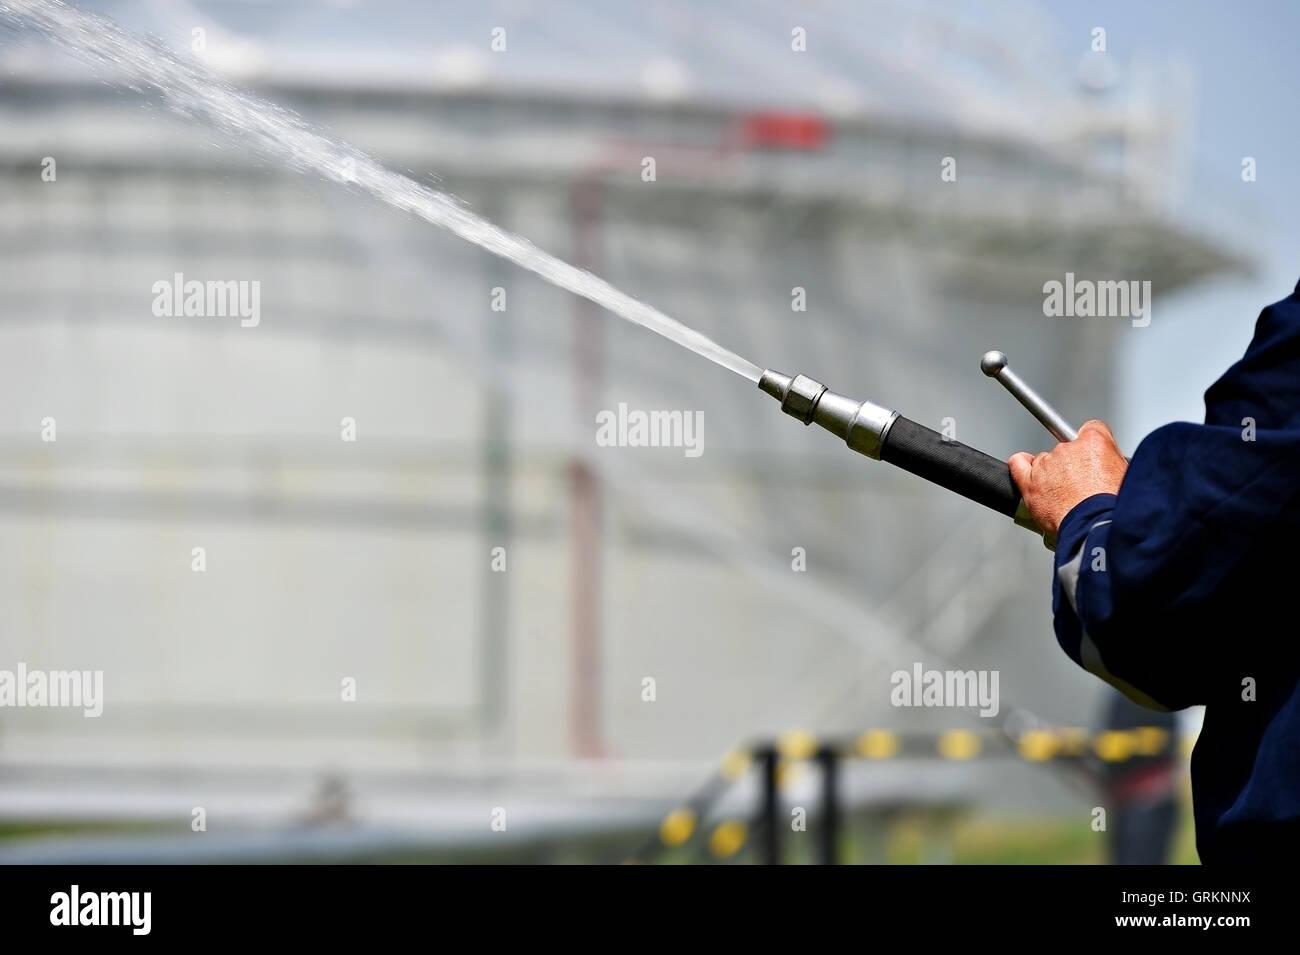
left=879, top=415, right=1021, bottom=517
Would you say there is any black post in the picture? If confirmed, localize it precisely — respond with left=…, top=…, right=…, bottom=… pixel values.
left=818, top=745, right=840, bottom=865
left=759, top=745, right=780, bottom=865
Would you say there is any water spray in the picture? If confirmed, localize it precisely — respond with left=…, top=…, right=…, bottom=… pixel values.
left=759, top=351, right=1079, bottom=549
left=4, top=1, right=1084, bottom=550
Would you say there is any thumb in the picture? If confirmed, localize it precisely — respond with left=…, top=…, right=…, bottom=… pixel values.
left=1007, top=451, right=1034, bottom=491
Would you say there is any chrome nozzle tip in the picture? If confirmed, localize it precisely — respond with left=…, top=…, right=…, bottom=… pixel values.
left=759, top=370, right=828, bottom=424
left=980, top=350, right=1008, bottom=377
left=758, top=368, right=793, bottom=403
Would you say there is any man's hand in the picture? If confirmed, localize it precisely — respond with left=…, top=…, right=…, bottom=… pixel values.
left=1007, top=420, right=1128, bottom=536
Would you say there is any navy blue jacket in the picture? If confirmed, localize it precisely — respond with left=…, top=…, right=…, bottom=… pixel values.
left=1052, top=280, right=1300, bottom=863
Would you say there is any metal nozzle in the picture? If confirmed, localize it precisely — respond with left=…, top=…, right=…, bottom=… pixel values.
left=758, top=369, right=898, bottom=460
left=760, top=365, right=1059, bottom=550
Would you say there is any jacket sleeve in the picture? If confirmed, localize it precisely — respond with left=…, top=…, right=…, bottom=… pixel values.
left=1051, top=283, right=1300, bottom=711
left=1049, top=492, right=1160, bottom=707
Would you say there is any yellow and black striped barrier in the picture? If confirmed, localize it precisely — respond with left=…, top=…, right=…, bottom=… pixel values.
left=830, top=725, right=1185, bottom=764
left=628, top=726, right=1190, bottom=865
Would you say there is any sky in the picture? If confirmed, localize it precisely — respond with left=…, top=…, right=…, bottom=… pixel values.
left=1050, top=0, right=1300, bottom=444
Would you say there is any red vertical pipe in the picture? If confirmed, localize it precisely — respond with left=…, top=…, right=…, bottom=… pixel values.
left=568, top=177, right=605, bottom=758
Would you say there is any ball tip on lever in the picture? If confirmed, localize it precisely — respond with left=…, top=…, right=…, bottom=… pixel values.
left=980, top=350, right=1009, bottom=378
left=980, top=349, right=1079, bottom=445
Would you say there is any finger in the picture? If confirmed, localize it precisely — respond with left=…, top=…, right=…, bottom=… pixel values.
left=1007, top=451, right=1035, bottom=489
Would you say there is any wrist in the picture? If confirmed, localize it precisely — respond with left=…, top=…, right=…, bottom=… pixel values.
left=1054, top=493, right=1118, bottom=567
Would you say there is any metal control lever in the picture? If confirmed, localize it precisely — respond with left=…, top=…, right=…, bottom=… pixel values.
left=980, top=350, right=1085, bottom=551
left=980, top=350, right=1079, bottom=443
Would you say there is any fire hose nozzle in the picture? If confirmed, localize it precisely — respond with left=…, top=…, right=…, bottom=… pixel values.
left=759, top=368, right=1054, bottom=548
left=758, top=369, right=898, bottom=460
